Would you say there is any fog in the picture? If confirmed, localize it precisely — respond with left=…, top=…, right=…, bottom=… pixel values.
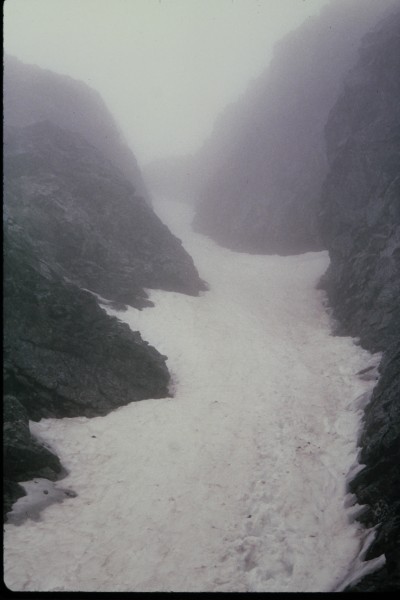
left=4, top=0, right=328, bottom=165
left=4, top=0, right=399, bottom=592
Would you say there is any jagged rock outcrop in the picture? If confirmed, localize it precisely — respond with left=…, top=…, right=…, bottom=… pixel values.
left=4, top=54, right=150, bottom=202
left=319, top=10, right=400, bottom=353
left=3, top=223, right=171, bottom=421
left=192, top=0, right=396, bottom=255
left=3, top=60, right=206, bottom=517
left=319, top=10, right=400, bottom=591
left=3, top=216, right=171, bottom=514
left=346, top=344, right=400, bottom=591
left=4, top=121, right=205, bottom=308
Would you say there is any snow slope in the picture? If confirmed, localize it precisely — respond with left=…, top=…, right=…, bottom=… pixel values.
left=4, top=200, right=383, bottom=592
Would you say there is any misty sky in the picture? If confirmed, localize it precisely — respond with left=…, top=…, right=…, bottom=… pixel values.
left=4, top=0, right=329, bottom=165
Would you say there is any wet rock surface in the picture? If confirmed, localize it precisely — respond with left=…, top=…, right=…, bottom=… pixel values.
left=319, top=11, right=400, bottom=591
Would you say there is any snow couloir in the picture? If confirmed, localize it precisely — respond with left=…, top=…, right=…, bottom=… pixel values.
left=4, top=199, right=383, bottom=592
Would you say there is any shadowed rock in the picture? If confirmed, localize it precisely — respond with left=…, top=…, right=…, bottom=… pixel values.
left=319, top=10, right=400, bottom=591
left=3, top=60, right=206, bottom=518
left=4, top=121, right=206, bottom=308
left=3, top=395, right=63, bottom=516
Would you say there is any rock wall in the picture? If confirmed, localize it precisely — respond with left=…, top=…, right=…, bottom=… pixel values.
left=3, top=220, right=171, bottom=516
left=4, top=224, right=171, bottom=421
left=4, top=54, right=149, bottom=202
left=319, top=12, right=400, bottom=353
left=4, top=121, right=205, bottom=308
left=192, top=0, right=396, bottom=255
left=319, top=10, right=400, bottom=591
left=3, top=60, right=205, bottom=517
left=3, top=395, right=63, bottom=517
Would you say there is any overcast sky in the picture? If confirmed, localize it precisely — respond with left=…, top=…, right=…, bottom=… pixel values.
left=4, top=0, right=329, bottom=165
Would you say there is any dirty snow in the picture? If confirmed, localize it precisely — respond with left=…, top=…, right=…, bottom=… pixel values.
left=4, top=199, right=383, bottom=592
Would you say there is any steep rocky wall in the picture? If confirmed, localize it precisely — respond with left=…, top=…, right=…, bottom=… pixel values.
left=4, top=225, right=171, bottom=420
left=3, top=394, right=64, bottom=517
left=3, top=221, right=171, bottom=515
left=346, top=343, right=400, bottom=591
left=319, top=10, right=400, bottom=591
left=320, top=11, right=400, bottom=353
left=3, top=61, right=206, bottom=519
left=4, top=122, right=206, bottom=308
left=192, top=0, right=396, bottom=255
left=4, top=54, right=150, bottom=202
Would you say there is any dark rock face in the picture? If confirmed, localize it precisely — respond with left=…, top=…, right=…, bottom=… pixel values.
left=3, top=219, right=171, bottom=514
left=3, top=224, right=171, bottom=421
left=3, top=395, right=63, bottom=516
left=192, top=0, right=396, bottom=255
left=319, top=11, right=400, bottom=353
left=346, top=344, right=400, bottom=591
left=3, top=59, right=205, bottom=518
left=4, top=121, right=205, bottom=308
left=3, top=54, right=149, bottom=201
left=319, top=10, right=400, bottom=591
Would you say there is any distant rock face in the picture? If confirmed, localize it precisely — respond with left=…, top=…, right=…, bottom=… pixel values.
left=192, top=0, right=396, bottom=255
left=4, top=54, right=150, bottom=201
left=319, top=10, right=400, bottom=592
left=3, top=59, right=205, bottom=516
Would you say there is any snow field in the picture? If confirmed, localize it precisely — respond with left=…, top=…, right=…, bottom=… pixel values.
left=4, top=200, right=382, bottom=592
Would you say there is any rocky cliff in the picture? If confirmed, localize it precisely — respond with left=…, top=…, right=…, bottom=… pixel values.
left=3, top=60, right=205, bottom=517
left=4, top=121, right=205, bottom=308
left=319, top=12, right=400, bottom=353
left=3, top=222, right=170, bottom=515
left=192, top=0, right=396, bottom=255
left=319, top=10, right=400, bottom=591
left=4, top=54, right=150, bottom=202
